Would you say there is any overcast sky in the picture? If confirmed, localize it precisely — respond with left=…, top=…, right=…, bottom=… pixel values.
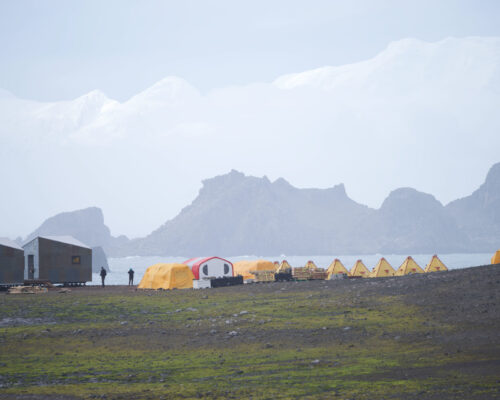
left=1, top=0, right=500, bottom=101
left=1, top=1, right=500, bottom=239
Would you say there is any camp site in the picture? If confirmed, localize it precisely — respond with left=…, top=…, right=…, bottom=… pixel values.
left=1, top=249, right=499, bottom=399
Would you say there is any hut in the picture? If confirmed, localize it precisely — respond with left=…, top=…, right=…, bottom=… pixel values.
left=491, top=250, right=500, bottom=265
left=22, top=236, right=91, bottom=284
left=425, top=255, right=448, bottom=273
left=371, top=258, right=396, bottom=277
left=0, top=238, right=24, bottom=285
left=233, top=260, right=275, bottom=281
left=395, top=256, right=424, bottom=276
left=138, top=263, right=194, bottom=290
left=350, top=260, right=370, bottom=277
left=326, top=259, right=350, bottom=279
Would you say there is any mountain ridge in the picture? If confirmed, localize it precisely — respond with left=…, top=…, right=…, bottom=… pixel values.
left=22, top=162, right=500, bottom=257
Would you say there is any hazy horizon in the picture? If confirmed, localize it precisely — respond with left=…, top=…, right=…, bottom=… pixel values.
left=1, top=1, right=500, bottom=239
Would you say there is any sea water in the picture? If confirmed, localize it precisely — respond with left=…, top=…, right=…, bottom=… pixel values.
left=91, top=253, right=494, bottom=285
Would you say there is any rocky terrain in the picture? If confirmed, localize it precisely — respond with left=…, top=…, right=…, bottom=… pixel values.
left=0, top=264, right=499, bottom=399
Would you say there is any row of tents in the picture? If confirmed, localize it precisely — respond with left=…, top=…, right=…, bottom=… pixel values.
left=137, top=254, right=451, bottom=290
left=328, top=255, right=447, bottom=278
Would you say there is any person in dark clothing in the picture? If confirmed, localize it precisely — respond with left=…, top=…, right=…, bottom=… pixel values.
left=128, top=268, right=135, bottom=286
left=100, top=267, right=107, bottom=288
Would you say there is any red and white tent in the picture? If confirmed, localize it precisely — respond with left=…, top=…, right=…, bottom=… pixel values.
left=183, top=257, right=234, bottom=280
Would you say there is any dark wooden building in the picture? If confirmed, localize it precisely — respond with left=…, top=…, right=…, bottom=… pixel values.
left=23, top=236, right=92, bottom=284
left=0, top=238, right=24, bottom=285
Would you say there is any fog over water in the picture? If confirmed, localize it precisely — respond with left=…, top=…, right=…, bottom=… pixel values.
left=91, top=253, right=493, bottom=285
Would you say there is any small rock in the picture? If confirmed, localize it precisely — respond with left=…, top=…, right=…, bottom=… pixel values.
left=239, top=310, right=249, bottom=315
left=228, top=331, right=238, bottom=337
left=311, top=359, right=320, bottom=365
left=120, top=321, right=128, bottom=325
left=343, top=326, right=351, bottom=331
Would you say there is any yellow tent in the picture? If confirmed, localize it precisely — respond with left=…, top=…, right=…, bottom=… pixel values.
left=371, top=258, right=396, bottom=277
left=276, top=260, right=292, bottom=273
left=350, top=260, right=370, bottom=277
left=424, top=255, right=448, bottom=273
left=326, top=259, right=350, bottom=278
left=138, top=263, right=194, bottom=290
left=233, top=260, right=276, bottom=280
left=395, top=256, right=424, bottom=276
left=491, top=250, right=500, bottom=265
left=304, top=260, right=320, bottom=270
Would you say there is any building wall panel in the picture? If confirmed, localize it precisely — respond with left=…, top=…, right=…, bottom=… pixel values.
left=0, top=245, right=24, bottom=284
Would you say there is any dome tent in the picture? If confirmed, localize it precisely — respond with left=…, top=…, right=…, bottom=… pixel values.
left=276, top=260, right=293, bottom=273
left=371, top=258, right=396, bottom=277
left=350, top=260, right=370, bottom=277
left=424, top=255, right=448, bottom=273
left=491, top=250, right=500, bottom=265
left=233, top=260, right=275, bottom=281
left=326, top=259, right=350, bottom=278
left=183, top=257, right=233, bottom=280
left=138, top=263, right=194, bottom=290
left=304, top=260, right=320, bottom=270
left=395, top=256, right=424, bottom=276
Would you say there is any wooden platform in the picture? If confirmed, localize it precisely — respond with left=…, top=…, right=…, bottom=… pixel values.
left=7, top=286, right=48, bottom=294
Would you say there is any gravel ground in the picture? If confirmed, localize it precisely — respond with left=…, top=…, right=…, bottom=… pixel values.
left=0, top=264, right=499, bottom=399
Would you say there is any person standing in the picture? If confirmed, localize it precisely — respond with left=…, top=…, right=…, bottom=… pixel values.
left=100, top=267, right=107, bottom=288
left=128, top=268, right=135, bottom=286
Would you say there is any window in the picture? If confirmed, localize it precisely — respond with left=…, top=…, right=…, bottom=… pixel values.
left=224, top=264, right=229, bottom=274
left=202, top=264, right=208, bottom=275
left=72, top=256, right=81, bottom=265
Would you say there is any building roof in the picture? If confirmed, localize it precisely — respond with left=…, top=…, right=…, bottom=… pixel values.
left=23, top=235, right=91, bottom=249
left=0, top=237, right=24, bottom=251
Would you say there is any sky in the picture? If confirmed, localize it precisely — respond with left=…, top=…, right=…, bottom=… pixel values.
left=1, top=0, right=500, bottom=101
left=1, top=1, right=500, bottom=239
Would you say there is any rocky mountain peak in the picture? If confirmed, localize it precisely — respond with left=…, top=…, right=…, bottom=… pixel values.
left=380, top=187, right=442, bottom=214
left=200, top=170, right=273, bottom=194
left=26, top=207, right=110, bottom=248
left=483, top=162, right=500, bottom=196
